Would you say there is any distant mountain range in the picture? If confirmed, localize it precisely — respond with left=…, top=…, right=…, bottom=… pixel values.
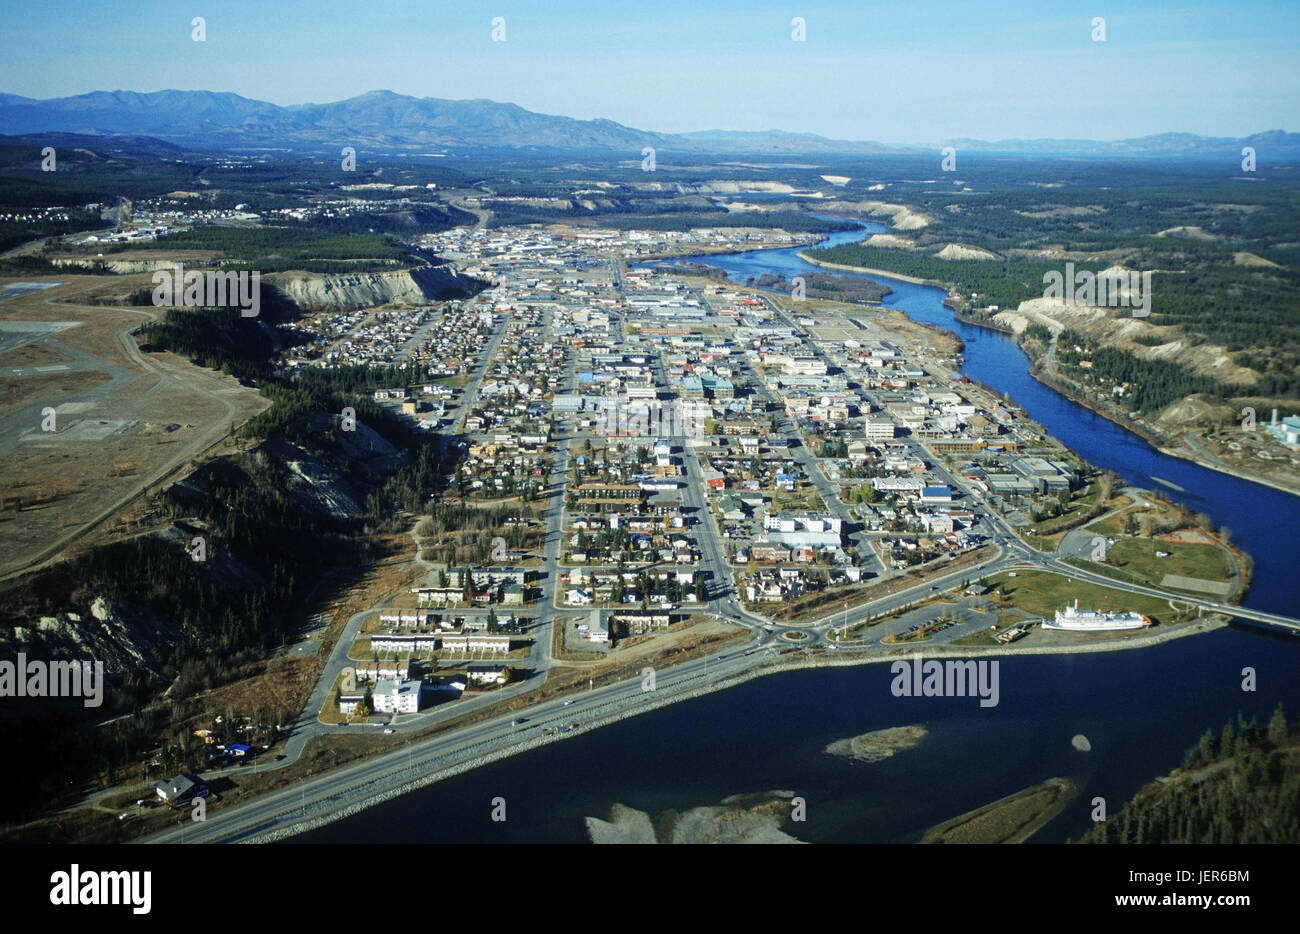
left=1, top=89, right=1297, bottom=159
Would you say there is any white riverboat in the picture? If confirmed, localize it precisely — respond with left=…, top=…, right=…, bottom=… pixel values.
left=1043, top=600, right=1150, bottom=631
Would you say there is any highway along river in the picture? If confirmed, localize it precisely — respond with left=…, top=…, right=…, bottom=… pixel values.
left=295, top=216, right=1300, bottom=844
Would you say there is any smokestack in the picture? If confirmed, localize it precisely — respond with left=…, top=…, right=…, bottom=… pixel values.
left=1273, top=409, right=1279, bottom=426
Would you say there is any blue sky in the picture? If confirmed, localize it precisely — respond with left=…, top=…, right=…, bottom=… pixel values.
left=2, top=0, right=1296, bottom=141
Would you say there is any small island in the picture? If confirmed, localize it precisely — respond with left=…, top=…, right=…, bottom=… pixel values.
left=921, top=777, right=1078, bottom=844
left=824, top=725, right=928, bottom=763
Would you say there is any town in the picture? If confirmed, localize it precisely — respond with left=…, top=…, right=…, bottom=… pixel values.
left=257, top=217, right=1150, bottom=725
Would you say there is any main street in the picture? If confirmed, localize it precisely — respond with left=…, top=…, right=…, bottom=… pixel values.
left=447, top=309, right=510, bottom=434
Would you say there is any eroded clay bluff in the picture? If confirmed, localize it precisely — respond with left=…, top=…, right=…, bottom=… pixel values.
left=270, top=265, right=483, bottom=312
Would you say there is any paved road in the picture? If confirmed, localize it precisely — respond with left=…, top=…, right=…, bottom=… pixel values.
left=447, top=314, right=509, bottom=434
left=139, top=635, right=777, bottom=843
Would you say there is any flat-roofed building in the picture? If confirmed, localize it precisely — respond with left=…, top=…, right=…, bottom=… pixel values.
left=864, top=419, right=895, bottom=440
left=370, top=634, right=439, bottom=653
left=785, top=356, right=827, bottom=376
left=440, top=632, right=512, bottom=654
left=372, top=678, right=422, bottom=714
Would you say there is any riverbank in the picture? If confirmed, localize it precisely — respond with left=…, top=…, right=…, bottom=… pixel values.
left=954, top=297, right=1300, bottom=501
left=1024, top=347, right=1300, bottom=500
left=952, top=306, right=1014, bottom=334
left=795, top=250, right=951, bottom=289
left=802, top=241, right=1300, bottom=504
left=1154, top=441, right=1300, bottom=499
left=951, top=302, right=1207, bottom=467
left=251, top=614, right=1229, bottom=842
left=640, top=235, right=827, bottom=264
left=797, top=237, right=1300, bottom=501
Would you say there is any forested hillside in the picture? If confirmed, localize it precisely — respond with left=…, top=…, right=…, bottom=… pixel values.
left=1079, top=706, right=1299, bottom=844
left=809, top=169, right=1300, bottom=401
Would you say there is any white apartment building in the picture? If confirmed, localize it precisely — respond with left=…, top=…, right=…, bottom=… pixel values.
left=440, top=632, right=512, bottom=654
left=372, top=679, right=422, bottom=714
left=785, top=356, right=827, bottom=376
left=864, top=418, right=896, bottom=440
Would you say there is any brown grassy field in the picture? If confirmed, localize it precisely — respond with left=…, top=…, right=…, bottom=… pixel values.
left=921, top=777, right=1077, bottom=843
left=0, top=275, right=268, bottom=578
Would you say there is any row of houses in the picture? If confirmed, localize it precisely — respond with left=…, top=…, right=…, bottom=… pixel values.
left=368, top=631, right=513, bottom=654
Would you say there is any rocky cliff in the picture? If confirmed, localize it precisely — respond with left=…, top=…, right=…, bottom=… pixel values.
left=269, top=265, right=482, bottom=311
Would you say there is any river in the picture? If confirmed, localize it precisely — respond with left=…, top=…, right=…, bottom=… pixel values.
left=294, top=214, right=1300, bottom=844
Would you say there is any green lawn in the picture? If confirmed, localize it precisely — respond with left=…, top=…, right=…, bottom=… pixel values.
left=1061, top=557, right=1142, bottom=586
left=952, top=629, right=1001, bottom=646
left=1070, top=536, right=1230, bottom=587
left=882, top=628, right=933, bottom=645
left=1107, top=538, right=1229, bottom=582
left=1086, top=513, right=1128, bottom=537
left=986, top=570, right=1177, bottom=623
left=429, top=374, right=467, bottom=389
left=1026, top=532, right=1063, bottom=553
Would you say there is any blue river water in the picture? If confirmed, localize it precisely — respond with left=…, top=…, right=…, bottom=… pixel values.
left=295, top=218, right=1300, bottom=844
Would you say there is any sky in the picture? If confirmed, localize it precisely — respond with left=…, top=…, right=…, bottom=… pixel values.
left=1, top=0, right=1297, bottom=143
